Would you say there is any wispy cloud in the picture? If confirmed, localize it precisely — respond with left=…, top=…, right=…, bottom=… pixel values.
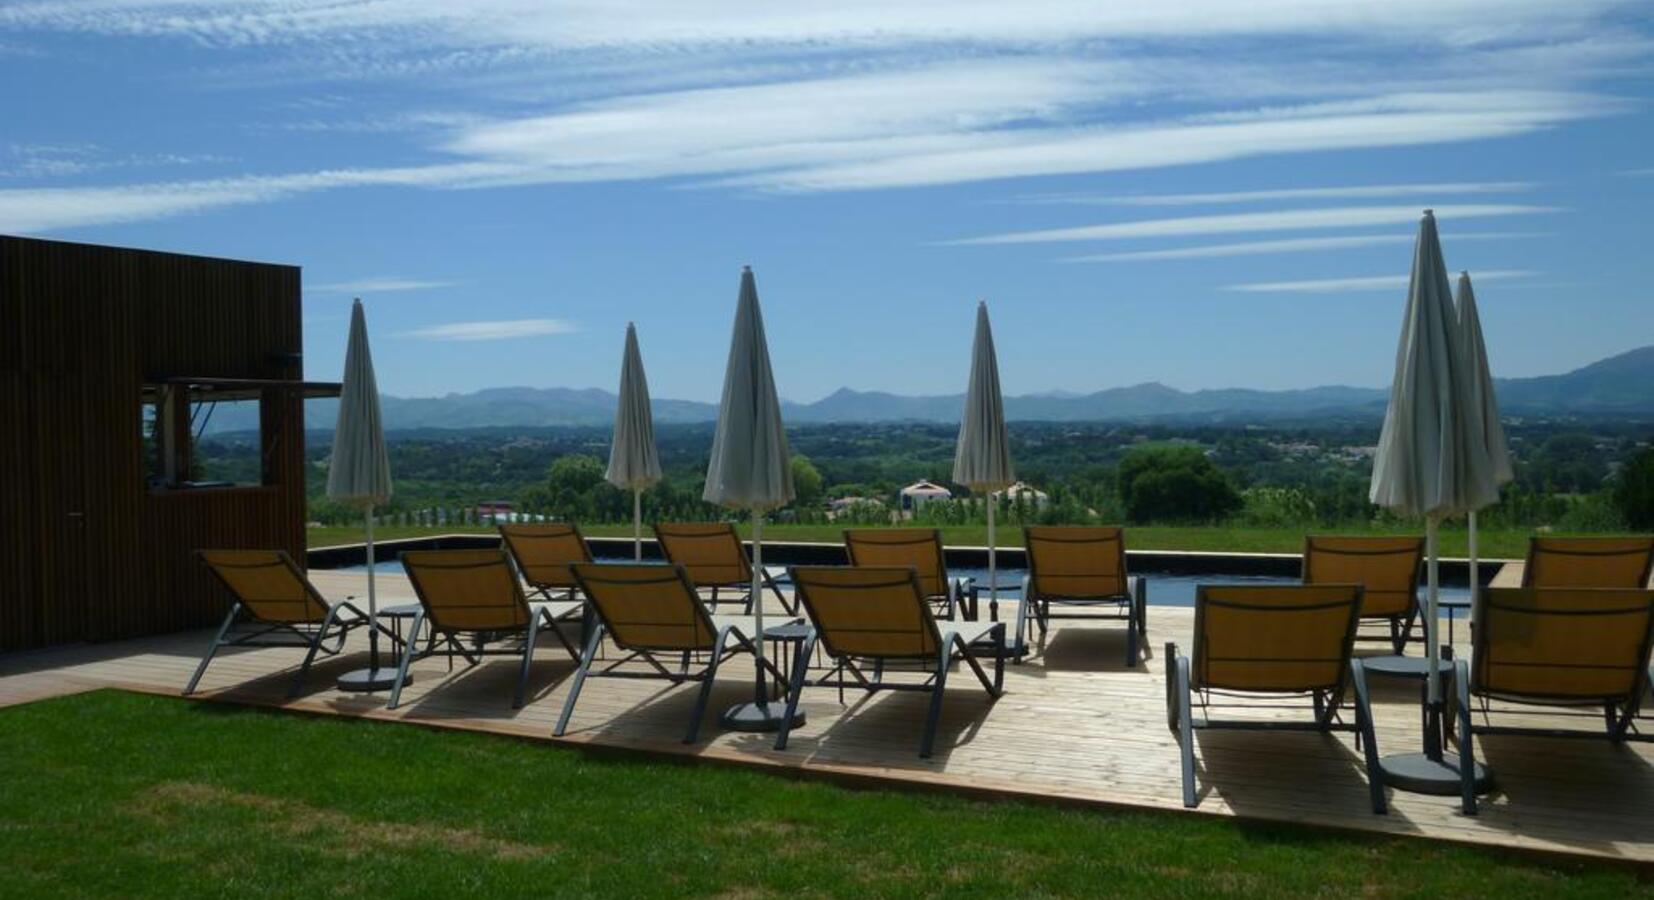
left=397, top=319, right=577, bottom=341
left=308, top=277, right=455, bottom=294
left=1226, top=269, right=1536, bottom=293
left=949, top=204, right=1559, bottom=246
left=1060, top=231, right=1548, bottom=263
left=1024, top=182, right=1539, bottom=207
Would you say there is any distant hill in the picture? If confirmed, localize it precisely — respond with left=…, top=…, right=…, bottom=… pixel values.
left=198, top=345, right=1654, bottom=434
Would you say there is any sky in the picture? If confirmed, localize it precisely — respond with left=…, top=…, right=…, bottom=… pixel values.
left=2, top=1, right=1652, bottom=403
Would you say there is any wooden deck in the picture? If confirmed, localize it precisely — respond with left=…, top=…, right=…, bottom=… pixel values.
left=3, top=567, right=1652, bottom=866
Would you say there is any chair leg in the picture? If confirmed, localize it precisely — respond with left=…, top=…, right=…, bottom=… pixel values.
left=1350, top=660, right=1387, bottom=814
left=1133, top=577, right=1148, bottom=638
left=1175, top=653, right=1197, bottom=808
left=1454, top=659, right=1478, bottom=815
left=184, top=605, right=240, bottom=696
left=1012, top=577, right=1033, bottom=660
left=1396, top=611, right=1417, bottom=655
left=685, top=628, right=734, bottom=744
left=775, top=635, right=817, bottom=751
left=1125, top=597, right=1139, bottom=669
left=956, top=629, right=1003, bottom=697
left=554, top=624, right=605, bottom=737
left=288, top=606, right=341, bottom=699
left=514, top=615, right=541, bottom=709
left=387, top=612, right=424, bottom=710
left=920, top=642, right=952, bottom=758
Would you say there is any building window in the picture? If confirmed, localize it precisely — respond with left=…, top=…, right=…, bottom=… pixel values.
left=141, top=384, right=269, bottom=489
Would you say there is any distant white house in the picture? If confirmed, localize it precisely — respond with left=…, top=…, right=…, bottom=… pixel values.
left=899, top=479, right=953, bottom=513
left=992, top=480, right=1050, bottom=509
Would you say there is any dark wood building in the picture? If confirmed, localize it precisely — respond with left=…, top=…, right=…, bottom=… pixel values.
left=1, top=236, right=335, bottom=652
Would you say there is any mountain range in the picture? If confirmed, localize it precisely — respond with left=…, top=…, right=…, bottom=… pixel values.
left=202, top=346, right=1654, bottom=433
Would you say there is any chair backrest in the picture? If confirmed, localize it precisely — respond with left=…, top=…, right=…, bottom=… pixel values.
left=499, top=522, right=593, bottom=590
left=570, top=563, right=718, bottom=652
left=1522, top=536, right=1654, bottom=589
left=401, top=549, right=533, bottom=633
left=1192, top=584, right=1363, bottom=694
left=843, top=529, right=949, bottom=599
left=1302, top=535, right=1423, bottom=620
left=1471, top=587, right=1654, bottom=704
left=197, top=549, right=329, bottom=624
left=653, top=522, right=751, bottom=588
left=1023, top=526, right=1129, bottom=599
left=789, top=566, right=940, bottom=660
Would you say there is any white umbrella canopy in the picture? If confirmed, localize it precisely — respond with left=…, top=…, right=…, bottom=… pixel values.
left=327, top=299, right=395, bottom=690
left=1455, top=270, right=1515, bottom=616
left=1369, top=211, right=1500, bottom=796
left=952, top=301, right=1015, bottom=633
left=704, top=266, right=796, bottom=730
left=606, top=323, right=662, bottom=560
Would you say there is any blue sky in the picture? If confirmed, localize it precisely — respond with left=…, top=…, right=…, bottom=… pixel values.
left=2, top=1, right=1652, bottom=402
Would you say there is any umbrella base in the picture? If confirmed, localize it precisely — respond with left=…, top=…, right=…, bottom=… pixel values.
left=1380, top=752, right=1492, bottom=796
left=720, top=701, right=804, bottom=732
left=336, top=667, right=406, bottom=693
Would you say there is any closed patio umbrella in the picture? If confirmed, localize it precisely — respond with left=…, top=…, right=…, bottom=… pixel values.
left=1455, top=271, right=1515, bottom=612
left=953, top=301, right=1015, bottom=632
left=329, top=299, right=398, bottom=692
left=1369, top=211, right=1497, bottom=794
left=606, top=323, right=662, bottom=560
left=704, top=266, right=799, bottom=730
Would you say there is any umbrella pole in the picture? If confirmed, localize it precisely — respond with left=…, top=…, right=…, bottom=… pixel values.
left=633, top=489, right=643, bottom=561
left=718, top=510, right=801, bottom=732
left=366, top=504, right=379, bottom=666
left=1467, top=509, right=1479, bottom=611
left=986, top=493, right=997, bottom=617
left=751, top=508, right=765, bottom=666
left=1425, top=514, right=1441, bottom=751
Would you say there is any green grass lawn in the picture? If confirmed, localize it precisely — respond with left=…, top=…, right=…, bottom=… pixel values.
left=309, top=522, right=1552, bottom=559
left=0, top=691, right=1646, bottom=898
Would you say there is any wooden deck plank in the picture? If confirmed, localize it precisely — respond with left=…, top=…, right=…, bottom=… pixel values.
left=3, top=569, right=1652, bottom=865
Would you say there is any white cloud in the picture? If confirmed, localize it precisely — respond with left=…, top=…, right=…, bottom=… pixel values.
left=1059, top=231, right=1545, bottom=263
left=3, top=1, right=1638, bottom=49
left=1226, top=269, right=1535, bottom=293
left=397, top=319, right=577, bottom=341
left=950, top=203, right=1558, bottom=246
left=1024, top=182, right=1538, bottom=207
left=307, top=277, right=454, bottom=294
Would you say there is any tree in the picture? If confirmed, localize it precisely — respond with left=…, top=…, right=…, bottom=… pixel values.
left=546, top=454, right=607, bottom=521
left=1613, top=448, right=1654, bottom=530
left=791, top=455, right=824, bottom=509
left=1117, top=445, right=1241, bottom=524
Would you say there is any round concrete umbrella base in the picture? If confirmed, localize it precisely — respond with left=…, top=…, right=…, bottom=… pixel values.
left=337, top=668, right=405, bottom=693
left=720, top=701, right=805, bottom=732
left=1381, top=752, right=1492, bottom=795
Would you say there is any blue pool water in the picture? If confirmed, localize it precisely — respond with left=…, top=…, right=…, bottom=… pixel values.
left=333, top=558, right=1472, bottom=609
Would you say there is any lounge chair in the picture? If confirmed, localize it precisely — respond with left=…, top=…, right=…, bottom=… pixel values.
left=188, top=549, right=387, bottom=698
left=1017, top=526, right=1146, bottom=665
left=1522, top=536, right=1654, bottom=588
left=778, top=566, right=1005, bottom=758
left=391, top=549, right=583, bottom=710
left=1303, top=535, right=1424, bottom=654
left=1450, top=586, right=1654, bottom=813
left=1166, top=584, right=1385, bottom=813
left=557, top=562, right=795, bottom=743
left=843, top=528, right=965, bottom=620
left=499, top=522, right=593, bottom=602
left=652, top=522, right=794, bottom=614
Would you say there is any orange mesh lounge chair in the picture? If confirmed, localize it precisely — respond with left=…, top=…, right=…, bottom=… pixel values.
left=558, top=563, right=797, bottom=743
left=188, top=549, right=385, bottom=698
left=1303, top=536, right=1425, bottom=654
left=499, top=522, right=594, bottom=601
left=1018, top=526, right=1146, bottom=665
left=1521, top=536, right=1654, bottom=589
left=392, top=549, right=583, bottom=710
left=843, top=528, right=964, bottom=620
left=652, top=522, right=793, bottom=614
left=779, top=566, right=1005, bottom=758
left=1166, top=584, right=1384, bottom=813
left=1450, top=586, right=1654, bottom=813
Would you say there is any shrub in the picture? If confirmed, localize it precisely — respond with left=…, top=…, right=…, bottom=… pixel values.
left=1613, top=448, right=1654, bottom=530
left=1117, top=445, right=1242, bottom=524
